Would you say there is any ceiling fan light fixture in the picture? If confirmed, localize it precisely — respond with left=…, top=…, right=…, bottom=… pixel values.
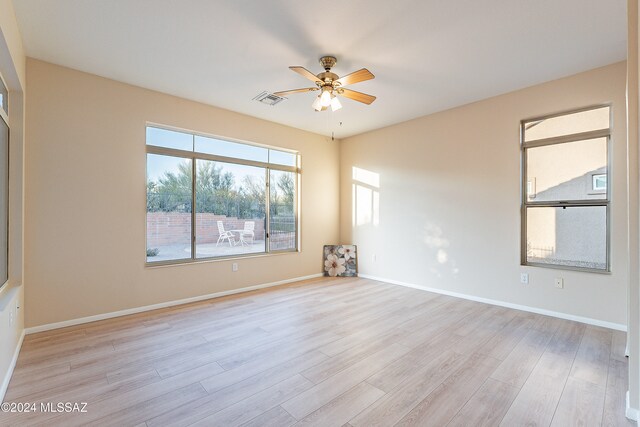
left=330, top=95, right=342, bottom=111
left=320, top=88, right=332, bottom=107
left=274, top=56, right=376, bottom=112
left=312, top=95, right=323, bottom=111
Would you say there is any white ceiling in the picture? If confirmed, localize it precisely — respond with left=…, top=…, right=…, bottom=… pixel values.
left=13, top=0, right=626, bottom=138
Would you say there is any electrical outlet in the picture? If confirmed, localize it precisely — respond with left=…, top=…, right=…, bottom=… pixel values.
left=555, top=278, right=564, bottom=289
left=232, top=263, right=238, bottom=272
left=520, top=273, right=529, bottom=284
left=9, top=306, right=14, bottom=326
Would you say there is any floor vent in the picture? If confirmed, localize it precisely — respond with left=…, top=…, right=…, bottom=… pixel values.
left=253, top=91, right=286, bottom=106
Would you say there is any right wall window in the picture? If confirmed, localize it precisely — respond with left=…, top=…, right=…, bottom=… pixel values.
left=522, top=105, right=610, bottom=272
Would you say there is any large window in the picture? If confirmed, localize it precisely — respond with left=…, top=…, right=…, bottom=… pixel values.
left=146, top=126, right=298, bottom=264
left=521, top=105, right=610, bottom=271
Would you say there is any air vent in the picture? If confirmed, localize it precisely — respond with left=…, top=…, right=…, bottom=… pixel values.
left=253, top=91, right=286, bottom=106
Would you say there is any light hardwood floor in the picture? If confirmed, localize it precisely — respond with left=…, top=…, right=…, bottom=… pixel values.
left=0, top=277, right=634, bottom=426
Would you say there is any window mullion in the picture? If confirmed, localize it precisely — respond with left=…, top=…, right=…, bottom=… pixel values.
left=191, top=157, right=196, bottom=260
left=524, top=200, right=609, bottom=208
left=265, top=169, right=270, bottom=253
left=522, top=128, right=610, bottom=149
left=147, top=145, right=298, bottom=173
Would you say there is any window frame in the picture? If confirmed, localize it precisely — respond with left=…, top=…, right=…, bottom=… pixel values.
left=520, top=104, right=612, bottom=273
left=0, top=71, right=8, bottom=289
left=145, top=124, right=300, bottom=267
left=0, top=70, right=8, bottom=119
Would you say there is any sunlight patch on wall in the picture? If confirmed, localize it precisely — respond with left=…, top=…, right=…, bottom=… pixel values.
left=353, top=167, right=380, bottom=188
left=352, top=167, right=380, bottom=227
left=424, top=222, right=459, bottom=277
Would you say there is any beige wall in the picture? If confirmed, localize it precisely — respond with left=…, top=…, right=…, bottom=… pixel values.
left=0, top=0, right=24, bottom=89
left=340, top=61, right=628, bottom=326
left=24, top=59, right=340, bottom=328
left=0, top=0, right=25, bottom=401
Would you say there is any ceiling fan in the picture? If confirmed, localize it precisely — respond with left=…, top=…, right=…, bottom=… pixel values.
left=274, top=56, right=376, bottom=112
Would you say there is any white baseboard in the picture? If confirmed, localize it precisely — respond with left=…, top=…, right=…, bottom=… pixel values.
left=1, top=329, right=24, bottom=403
left=25, top=273, right=323, bottom=335
left=359, top=274, right=627, bottom=331
left=627, top=391, right=639, bottom=421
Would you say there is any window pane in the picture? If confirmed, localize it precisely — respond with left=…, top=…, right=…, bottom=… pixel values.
left=147, top=127, right=193, bottom=151
left=526, top=206, right=606, bottom=270
left=146, top=154, right=192, bottom=262
left=194, top=135, right=268, bottom=163
left=0, top=78, right=7, bottom=116
left=195, top=160, right=266, bottom=258
left=269, top=149, right=297, bottom=167
left=270, top=170, right=296, bottom=251
left=526, top=138, right=607, bottom=202
left=524, top=106, right=609, bottom=142
left=0, top=118, right=7, bottom=286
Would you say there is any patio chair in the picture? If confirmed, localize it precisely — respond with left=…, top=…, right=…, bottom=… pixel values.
left=240, top=221, right=255, bottom=245
left=216, top=221, right=235, bottom=246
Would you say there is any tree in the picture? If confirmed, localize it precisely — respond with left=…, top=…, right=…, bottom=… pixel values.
left=270, top=172, right=294, bottom=216
left=194, top=161, right=234, bottom=214
left=147, top=160, right=269, bottom=219
left=146, top=181, right=161, bottom=212
left=239, top=175, right=266, bottom=218
left=152, top=161, right=193, bottom=212
left=277, top=173, right=294, bottom=208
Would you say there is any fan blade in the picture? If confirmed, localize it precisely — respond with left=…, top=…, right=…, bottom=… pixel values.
left=273, top=87, right=319, bottom=96
left=335, top=68, right=375, bottom=87
left=290, top=66, right=322, bottom=83
left=338, top=88, right=376, bottom=105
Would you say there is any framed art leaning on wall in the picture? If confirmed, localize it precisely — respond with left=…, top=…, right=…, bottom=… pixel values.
left=323, top=245, right=358, bottom=277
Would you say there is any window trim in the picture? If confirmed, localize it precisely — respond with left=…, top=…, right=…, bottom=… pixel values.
left=520, top=104, right=612, bottom=273
left=0, top=70, right=8, bottom=123
left=145, top=125, right=300, bottom=267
